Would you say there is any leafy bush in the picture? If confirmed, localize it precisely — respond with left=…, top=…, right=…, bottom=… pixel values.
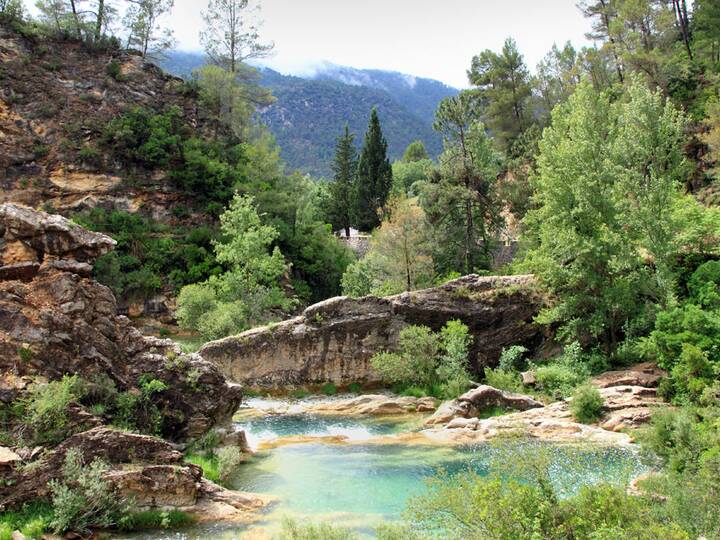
left=20, top=375, right=83, bottom=445
left=498, top=345, right=529, bottom=372
left=531, top=343, right=590, bottom=399
left=370, top=321, right=472, bottom=399
left=484, top=367, right=524, bottom=393
left=49, top=450, right=129, bottom=534
left=570, top=384, right=604, bottom=423
left=216, top=446, right=243, bottom=482
left=177, top=195, right=294, bottom=340
left=106, top=59, right=124, bottom=81
left=321, top=383, right=337, bottom=395
left=0, top=500, right=53, bottom=540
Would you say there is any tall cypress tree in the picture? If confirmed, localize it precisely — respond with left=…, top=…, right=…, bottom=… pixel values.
left=353, top=108, right=393, bottom=232
left=328, top=124, right=357, bottom=237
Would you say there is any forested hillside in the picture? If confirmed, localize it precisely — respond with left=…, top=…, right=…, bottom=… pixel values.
left=160, top=51, right=455, bottom=176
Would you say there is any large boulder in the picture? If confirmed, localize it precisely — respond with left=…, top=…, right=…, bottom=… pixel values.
left=0, top=205, right=242, bottom=440
left=200, top=274, right=545, bottom=388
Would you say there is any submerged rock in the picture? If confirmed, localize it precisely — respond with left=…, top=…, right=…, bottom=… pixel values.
left=201, top=274, right=545, bottom=387
left=304, top=394, right=437, bottom=416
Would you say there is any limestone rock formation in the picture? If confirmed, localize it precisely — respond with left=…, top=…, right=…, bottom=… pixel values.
left=200, top=274, right=545, bottom=387
left=304, top=394, right=437, bottom=416
left=1, top=427, right=270, bottom=520
left=421, top=364, right=666, bottom=445
left=424, top=385, right=544, bottom=426
left=0, top=204, right=242, bottom=439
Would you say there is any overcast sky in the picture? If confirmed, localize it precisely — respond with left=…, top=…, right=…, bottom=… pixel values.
left=27, top=0, right=594, bottom=88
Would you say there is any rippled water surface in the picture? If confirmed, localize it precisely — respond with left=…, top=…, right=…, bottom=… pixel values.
left=116, top=399, right=647, bottom=539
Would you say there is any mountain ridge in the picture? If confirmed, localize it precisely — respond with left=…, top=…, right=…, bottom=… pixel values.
left=159, top=52, right=458, bottom=176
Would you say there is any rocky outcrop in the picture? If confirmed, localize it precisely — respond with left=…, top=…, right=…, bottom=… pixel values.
left=201, top=274, right=545, bottom=388
left=421, top=364, right=666, bottom=445
left=424, top=385, right=544, bottom=426
left=0, top=427, right=270, bottom=520
left=0, top=204, right=242, bottom=439
left=304, top=394, right=437, bottom=416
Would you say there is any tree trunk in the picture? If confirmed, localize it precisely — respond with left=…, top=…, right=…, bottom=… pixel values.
left=673, top=0, right=693, bottom=61
left=599, top=0, right=624, bottom=83
left=94, top=0, right=105, bottom=44
left=69, top=0, right=82, bottom=40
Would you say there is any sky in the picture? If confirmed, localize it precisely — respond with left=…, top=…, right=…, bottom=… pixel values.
left=27, top=0, right=595, bottom=88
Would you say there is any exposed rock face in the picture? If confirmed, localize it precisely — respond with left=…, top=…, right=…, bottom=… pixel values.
left=1, top=427, right=270, bottom=520
left=201, top=274, right=544, bottom=387
left=0, top=205, right=242, bottom=439
left=424, top=385, right=544, bottom=426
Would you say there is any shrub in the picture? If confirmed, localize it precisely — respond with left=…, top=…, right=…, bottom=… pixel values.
left=21, top=375, right=83, bottom=445
left=534, top=362, right=587, bottom=399
left=49, top=450, right=129, bottom=534
left=437, top=320, right=472, bottom=398
left=0, top=500, right=53, bottom=540
left=570, top=384, right=604, bottom=423
left=484, top=367, right=524, bottom=393
left=277, top=518, right=358, bottom=540
left=106, top=59, right=123, bottom=81
left=217, top=446, right=243, bottom=482
left=321, top=382, right=337, bottom=395
left=348, top=382, right=362, bottom=394
left=498, top=345, right=529, bottom=372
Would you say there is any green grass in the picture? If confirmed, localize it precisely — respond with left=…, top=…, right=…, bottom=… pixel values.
left=321, top=383, right=337, bottom=395
left=184, top=453, right=220, bottom=483
left=119, top=510, right=196, bottom=531
left=348, top=382, right=363, bottom=394
left=0, top=500, right=53, bottom=540
left=291, top=388, right=310, bottom=399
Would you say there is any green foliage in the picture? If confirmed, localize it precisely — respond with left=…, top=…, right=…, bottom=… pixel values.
left=49, top=450, right=129, bottom=534
left=524, top=78, right=709, bottom=353
left=177, top=195, right=294, bottom=340
left=532, top=344, right=591, bottom=400
left=468, top=37, right=533, bottom=154
left=20, top=375, right=83, bottom=445
left=0, top=501, right=53, bottom=540
left=644, top=261, right=720, bottom=404
left=342, top=198, right=434, bottom=296
left=112, top=376, right=167, bottom=436
left=276, top=518, right=357, bottom=540
left=371, top=321, right=471, bottom=399
left=402, top=140, right=429, bottom=162
left=498, top=345, right=529, bottom=372
left=321, top=383, right=337, bottom=396
left=484, top=367, right=523, bottom=393
left=102, top=106, right=186, bottom=169
left=185, top=453, right=220, bottom=483
left=422, top=93, right=503, bottom=275
left=74, top=209, right=220, bottom=302
left=570, top=384, right=604, bottom=424
left=391, top=158, right=432, bottom=196
left=326, top=124, right=357, bottom=236
left=106, top=59, right=124, bottom=81
left=353, top=108, right=393, bottom=231
left=405, top=443, right=688, bottom=540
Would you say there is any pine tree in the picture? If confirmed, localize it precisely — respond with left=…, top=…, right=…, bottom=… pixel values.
left=353, top=108, right=393, bottom=232
left=328, top=124, right=357, bottom=237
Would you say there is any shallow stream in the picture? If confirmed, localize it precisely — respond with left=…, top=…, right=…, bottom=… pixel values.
left=117, top=395, right=647, bottom=539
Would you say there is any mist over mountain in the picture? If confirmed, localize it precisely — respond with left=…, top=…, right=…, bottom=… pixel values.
left=159, top=52, right=458, bottom=176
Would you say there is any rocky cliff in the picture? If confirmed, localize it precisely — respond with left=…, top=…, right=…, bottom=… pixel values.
left=200, top=274, right=546, bottom=388
left=0, top=203, right=241, bottom=440
left=0, top=24, right=203, bottom=222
